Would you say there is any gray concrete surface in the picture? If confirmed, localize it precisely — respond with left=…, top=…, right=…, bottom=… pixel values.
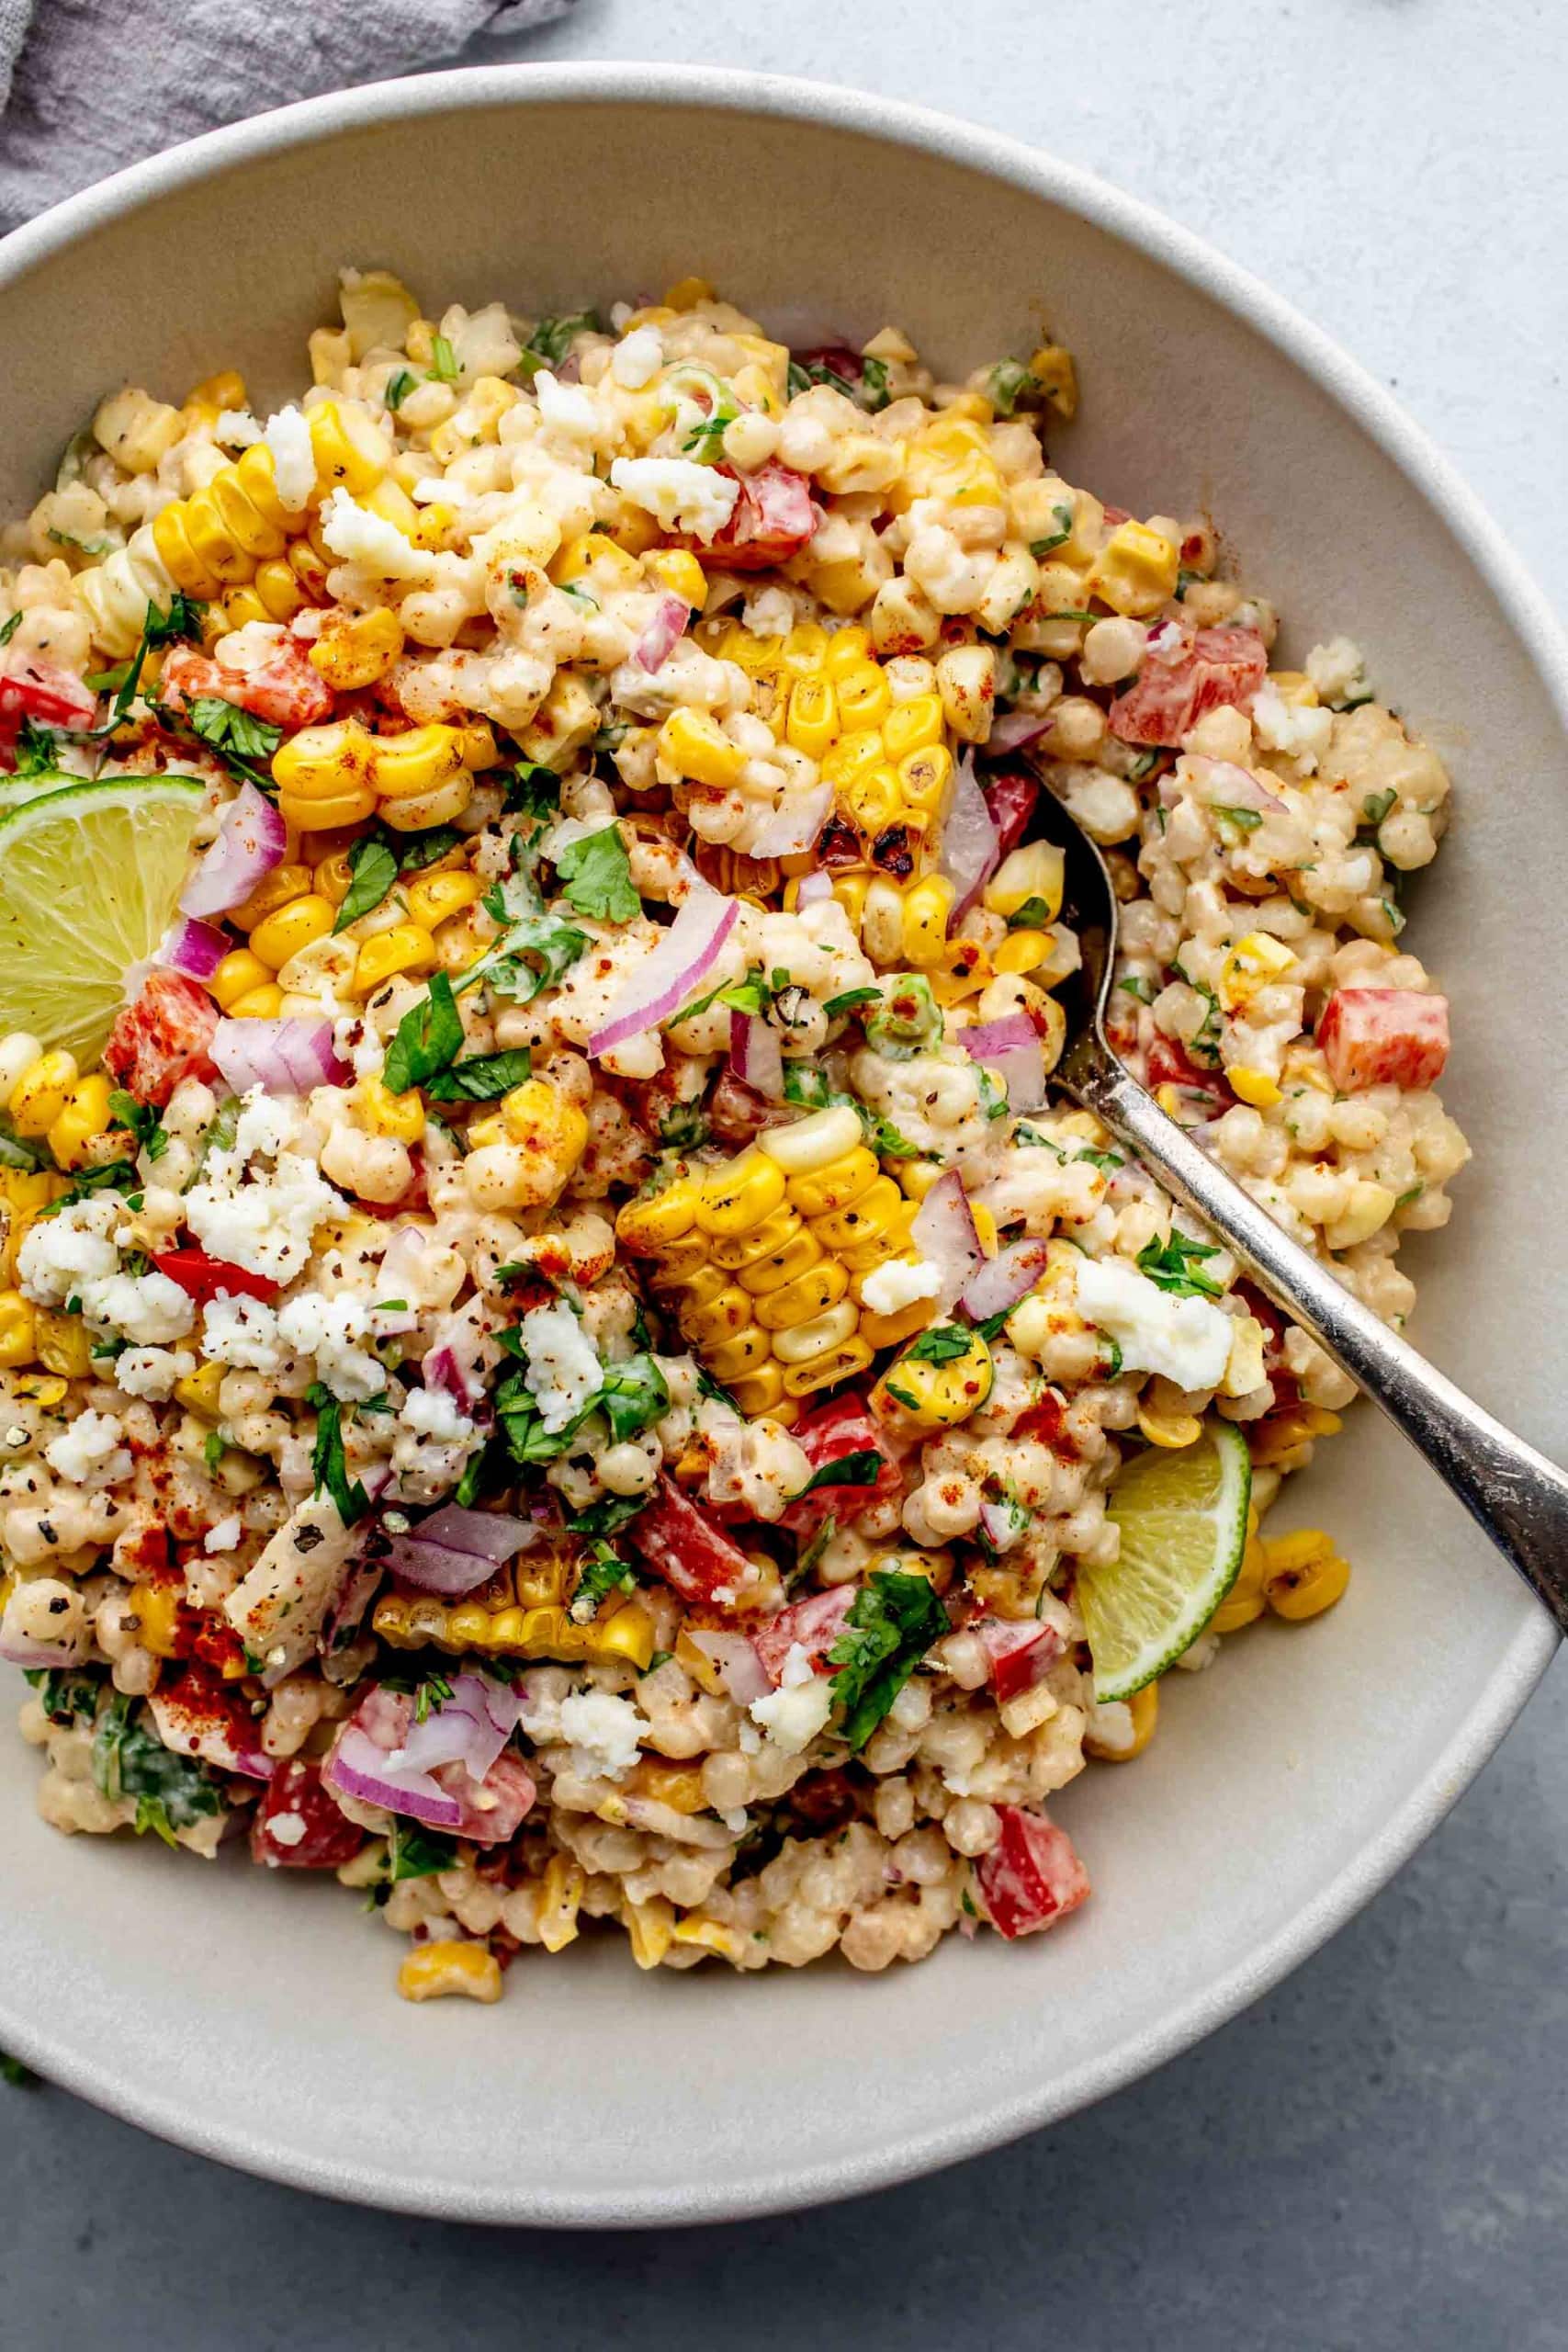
left=3, top=0, right=1567, bottom=2343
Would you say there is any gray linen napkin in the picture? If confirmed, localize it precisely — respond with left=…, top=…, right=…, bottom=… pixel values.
left=0, top=0, right=575, bottom=235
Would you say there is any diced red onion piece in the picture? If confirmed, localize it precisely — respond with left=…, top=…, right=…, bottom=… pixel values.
left=588, top=889, right=739, bottom=1057
left=746, top=782, right=833, bottom=858
left=633, top=593, right=691, bottom=675
left=987, top=707, right=1053, bottom=754
left=156, top=916, right=230, bottom=981
left=961, top=1234, right=1054, bottom=1322
left=179, top=782, right=287, bottom=919
left=210, top=1016, right=349, bottom=1097
left=937, top=753, right=1001, bottom=928
left=0, top=1630, right=83, bottom=1669
left=911, top=1167, right=985, bottom=1313
left=385, top=1537, right=500, bottom=1595
left=728, top=1010, right=784, bottom=1102
left=685, top=1629, right=772, bottom=1706
left=1187, top=754, right=1287, bottom=816
left=388, top=1671, right=523, bottom=1781
left=977, top=1500, right=1026, bottom=1553
left=412, top=1504, right=538, bottom=1564
left=325, top=1726, right=463, bottom=1829
left=795, top=870, right=833, bottom=907
left=962, top=1016, right=1048, bottom=1114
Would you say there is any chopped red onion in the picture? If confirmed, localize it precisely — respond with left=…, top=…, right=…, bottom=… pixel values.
left=977, top=1500, right=1028, bottom=1554
left=0, top=1629, right=85, bottom=1670
left=421, top=1302, right=497, bottom=1411
left=961, top=1235, right=1054, bottom=1323
left=156, top=916, right=230, bottom=982
left=210, top=1017, right=349, bottom=1097
left=387, top=1672, right=523, bottom=1781
left=910, top=1168, right=985, bottom=1312
left=1186, top=754, right=1288, bottom=816
left=987, top=707, right=1053, bottom=754
left=325, top=1725, right=463, bottom=1829
left=684, top=1629, right=771, bottom=1706
left=937, top=753, right=1001, bottom=928
left=728, top=1010, right=784, bottom=1102
left=179, top=782, right=287, bottom=919
left=589, top=888, right=739, bottom=1057
left=634, top=593, right=691, bottom=674
left=746, top=781, right=833, bottom=859
left=387, top=1505, right=539, bottom=1595
left=795, top=870, right=833, bottom=907
left=962, top=1016, right=1048, bottom=1114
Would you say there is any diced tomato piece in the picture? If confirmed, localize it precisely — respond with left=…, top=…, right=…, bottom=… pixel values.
left=631, top=1476, right=761, bottom=1612
left=752, top=1586, right=856, bottom=1686
left=972, top=1616, right=1063, bottom=1702
left=700, top=461, right=818, bottom=571
left=250, top=1758, right=365, bottom=1870
left=981, top=767, right=1041, bottom=859
left=975, top=1805, right=1090, bottom=1939
left=1316, top=989, right=1450, bottom=1093
left=787, top=1765, right=863, bottom=1831
left=778, top=1394, right=902, bottom=1535
left=103, top=971, right=220, bottom=1107
left=1108, top=625, right=1269, bottom=747
left=329, top=1686, right=536, bottom=1849
left=794, top=345, right=865, bottom=388
left=152, top=1247, right=281, bottom=1306
left=162, top=637, right=333, bottom=729
left=0, top=656, right=97, bottom=758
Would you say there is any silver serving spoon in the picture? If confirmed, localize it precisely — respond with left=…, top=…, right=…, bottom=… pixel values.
left=1029, top=784, right=1568, bottom=1634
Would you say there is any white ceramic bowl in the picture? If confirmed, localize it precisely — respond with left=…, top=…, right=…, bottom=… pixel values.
left=0, top=64, right=1561, bottom=2226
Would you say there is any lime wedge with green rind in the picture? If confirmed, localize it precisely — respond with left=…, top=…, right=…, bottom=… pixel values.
left=1079, top=1417, right=1252, bottom=1702
left=0, top=772, right=206, bottom=1062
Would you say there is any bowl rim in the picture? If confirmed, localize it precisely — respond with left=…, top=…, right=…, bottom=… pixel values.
left=0, top=59, right=1562, bottom=2226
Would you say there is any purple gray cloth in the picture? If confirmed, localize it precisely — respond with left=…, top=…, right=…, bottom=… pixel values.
left=0, top=0, right=575, bottom=235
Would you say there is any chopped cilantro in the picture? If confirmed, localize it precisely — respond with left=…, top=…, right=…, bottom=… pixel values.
left=1029, top=503, right=1076, bottom=559
left=35, top=1160, right=140, bottom=1214
left=555, top=823, right=639, bottom=923
left=1006, top=896, right=1056, bottom=931
left=567, top=1492, right=651, bottom=1541
left=384, top=368, right=417, bottom=410
left=0, top=610, right=19, bottom=647
left=902, top=1324, right=974, bottom=1366
left=305, top=1383, right=370, bottom=1525
left=22, top=1667, right=100, bottom=1724
left=203, top=1429, right=226, bottom=1474
left=397, top=825, right=466, bottom=874
left=1362, top=787, right=1397, bottom=830
left=186, top=697, right=283, bottom=763
left=1136, top=1230, right=1224, bottom=1300
left=656, top=1102, right=710, bottom=1151
left=92, top=1691, right=224, bottom=1833
left=1211, top=803, right=1263, bottom=838
left=333, top=836, right=400, bottom=933
left=985, top=356, right=1033, bottom=416
left=14, top=718, right=60, bottom=777
left=971, top=1306, right=1014, bottom=1343
left=424, top=1046, right=535, bottom=1102
left=107, top=1090, right=167, bottom=1160
left=520, top=312, right=602, bottom=373
left=383, top=972, right=465, bottom=1095
left=1117, top=974, right=1155, bottom=1003
left=786, top=1448, right=883, bottom=1501
left=502, top=762, right=562, bottom=820
left=570, top=1543, right=637, bottom=1621
left=597, top=1352, right=671, bottom=1445
left=470, top=909, right=589, bottom=1004
left=827, top=1570, right=951, bottom=1751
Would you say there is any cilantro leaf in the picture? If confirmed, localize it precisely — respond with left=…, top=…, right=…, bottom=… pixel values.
left=92, top=1692, right=224, bottom=1830
left=1117, top=974, right=1155, bottom=1003
left=520, top=311, right=603, bottom=373
left=1135, top=1230, right=1224, bottom=1300
left=902, top=1324, right=973, bottom=1366
left=555, top=824, right=640, bottom=923
left=107, top=1090, right=166, bottom=1160
left=22, top=1667, right=100, bottom=1725
left=570, top=1543, right=638, bottom=1621
left=828, top=1571, right=951, bottom=1751
left=382, top=972, right=465, bottom=1094
left=985, top=356, right=1033, bottom=416
left=186, top=697, right=284, bottom=763
left=567, top=1493, right=651, bottom=1541
left=1029, top=503, right=1076, bottom=559
left=1006, top=897, right=1057, bottom=932
left=333, top=836, right=400, bottom=933
left=305, top=1383, right=370, bottom=1525
left=596, top=1352, right=670, bottom=1445
left=0, top=610, right=19, bottom=647
left=475, top=910, right=590, bottom=1004
left=14, top=718, right=60, bottom=777
left=786, top=1448, right=882, bottom=1501
left=502, top=763, right=562, bottom=820
left=424, top=1046, right=535, bottom=1102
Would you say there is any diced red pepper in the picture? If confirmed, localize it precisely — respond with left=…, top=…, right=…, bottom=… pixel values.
left=975, top=1805, right=1090, bottom=1939
left=981, top=767, right=1041, bottom=859
left=102, top=971, right=220, bottom=1108
left=752, top=1586, right=856, bottom=1686
left=971, top=1615, right=1063, bottom=1702
left=1316, top=989, right=1450, bottom=1093
left=778, top=1394, right=902, bottom=1536
left=0, top=656, right=97, bottom=759
left=250, top=1758, right=365, bottom=1870
left=1108, top=625, right=1269, bottom=747
left=162, top=637, right=333, bottom=729
left=699, top=461, right=818, bottom=571
left=1145, top=1032, right=1233, bottom=1116
left=631, top=1476, right=761, bottom=1612
left=152, top=1248, right=281, bottom=1306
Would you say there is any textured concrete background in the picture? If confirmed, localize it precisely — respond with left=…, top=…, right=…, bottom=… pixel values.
left=4, top=0, right=1567, bottom=2343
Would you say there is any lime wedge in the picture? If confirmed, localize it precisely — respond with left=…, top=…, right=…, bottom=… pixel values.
left=1079, top=1418, right=1252, bottom=1701
left=0, top=773, right=206, bottom=1062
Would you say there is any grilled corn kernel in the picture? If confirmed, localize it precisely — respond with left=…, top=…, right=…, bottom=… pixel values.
left=10, top=1050, right=78, bottom=1136
left=248, top=893, right=336, bottom=970
left=35, top=1307, right=91, bottom=1378
left=897, top=741, right=953, bottom=815
left=625, top=1897, right=676, bottom=1970
left=984, top=840, right=1066, bottom=923
left=45, top=1075, right=114, bottom=1172
left=457, top=720, right=501, bottom=773
left=993, top=930, right=1054, bottom=977
left=128, top=1581, right=181, bottom=1658
left=358, top=1075, right=425, bottom=1144
left=397, top=1943, right=503, bottom=2004
left=273, top=719, right=379, bottom=805
left=1086, top=1681, right=1159, bottom=1761
left=832, top=658, right=894, bottom=731
left=1262, top=1529, right=1350, bottom=1621
left=1135, top=1399, right=1203, bottom=1450
left=0, top=1291, right=37, bottom=1368
left=230, top=863, right=315, bottom=933
left=872, top=1330, right=994, bottom=1431
left=784, top=674, right=839, bottom=759
left=1227, top=1064, right=1283, bottom=1109
left=209, top=949, right=273, bottom=1010
left=351, top=923, right=437, bottom=996
left=228, top=984, right=287, bottom=1020
left=695, top=1151, right=788, bottom=1237
left=175, top=1360, right=226, bottom=1419
left=901, top=875, right=957, bottom=967
left=1219, top=931, right=1295, bottom=1009
left=308, top=606, right=405, bottom=690
left=403, top=870, right=482, bottom=930
left=658, top=707, right=746, bottom=790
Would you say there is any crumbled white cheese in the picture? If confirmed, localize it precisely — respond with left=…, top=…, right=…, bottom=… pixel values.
left=17, top=1198, right=119, bottom=1306
left=45, top=1408, right=130, bottom=1490
left=1085, top=1697, right=1135, bottom=1756
left=114, top=1344, right=196, bottom=1402
left=1073, top=1254, right=1233, bottom=1391
left=610, top=326, right=663, bottom=388
left=213, top=409, right=263, bottom=448
left=532, top=369, right=602, bottom=437
left=231, top=1088, right=306, bottom=1164
left=741, top=584, right=796, bottom=638
left=555, top=1690, right=646, bottom=1782
left=517, top=1301, right=601, bottom=1434
left=400, top=1385, right=473, bottom=1442
left=276, top=1292, right=383, bottom=1403
left=265, top=404, right=316, bottom=511
left=265, top=1812, right=307, bottom=1849
left=1304, top=636, right=1370, bottom=707
left=318, top=486, right=430, bottom=581
left=1249, top=684, right=1334, bottom=772
left=204, top=1513, right=243, bottom=1555
left=860, top=1256, right=942, bottom=1316
left=749, top=1674, right=833, bottom=1756
left=609, top=456, right=739, bottom=543
left=201, top=1295, right=286, bottom=1374
left=80, top=1271, right=195, bottom=1347
left=185, top=1150, right=338, bottom=1285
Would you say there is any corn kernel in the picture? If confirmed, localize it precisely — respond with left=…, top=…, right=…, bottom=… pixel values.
left=350, top=923, right=437, bottom=996
left=209, top=949, right=270, bottom=1011
left=897, top=742, right=953, bottom=814
left=358, top=1075, right=425, bottom=1144
left=840, top=763, right=903, bottom=836
left=1227, top=1064, right=1283, bottom=1109
left=1262, top=1529, right=1350, bottom=1622
left=175, top=1360, right=226, bottom=1419
left=129, top=1581, right=181, bottom=1658
left=784, top=674, right=839, bottom=759
left=1219, top=931, right=1295, bottom=1010
left=46, top=1074, right=115, bottom=1172
left=403, top=870, right=482, bottom=930
left=248, top=893, right=336, bottom=971
left=658, top=707, right=746, bottom=790
left=625, top=1897, right=675, bottom=1970
left=1135, top=1399, right=1203, bottom=1449
left=0, top=1290, right=37, bottom=1368
left=308, top=606, right=405, bottom=691
left=10, top=1050, right=78, bottom=1136
left=1027, top=345, right=1077, bottom=419
left=647, top=548, right=707, bottom=607
left=371, top=724, right=467, bottom=803
left=872, top=1330, right=993, bottom=1431
left=832, top=658, right=893, bottom=730
left=1088, top=520, right=1180, bottom=618
left=35, top=1307, right=91, bottom=1378
left=397, top=1942, right=503, bottom=2004
left=228, top=984, right=287, bottom=1020
left=984, top=840, right=1066, bottom=923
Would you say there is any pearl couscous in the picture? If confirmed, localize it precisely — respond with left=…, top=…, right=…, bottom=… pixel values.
left=0, top=273, right=1465, bottom=1994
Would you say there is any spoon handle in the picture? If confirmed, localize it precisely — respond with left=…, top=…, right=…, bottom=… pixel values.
left=1066, top=1048, right=1568, bottom=1637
